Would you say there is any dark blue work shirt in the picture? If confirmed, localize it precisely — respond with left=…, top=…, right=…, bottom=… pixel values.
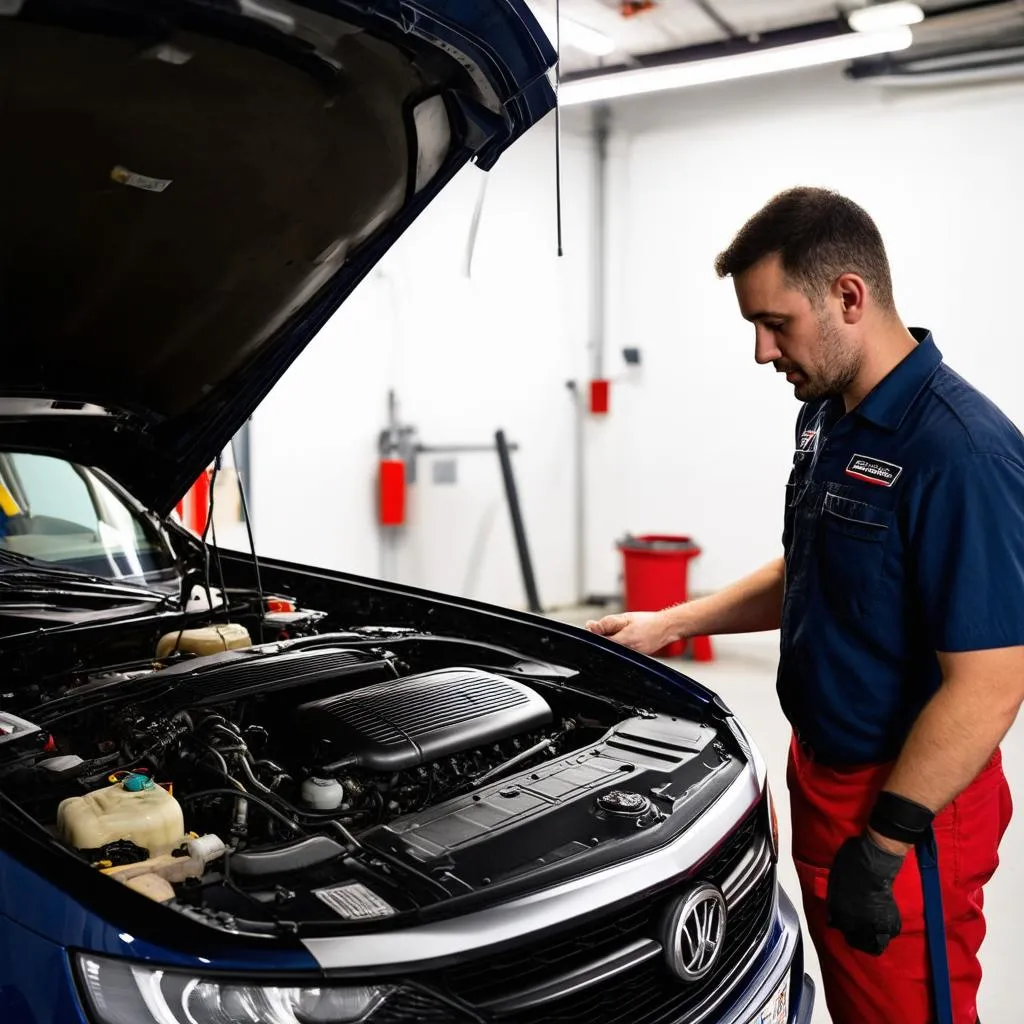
left=779, top=329, right=1024, bottom=765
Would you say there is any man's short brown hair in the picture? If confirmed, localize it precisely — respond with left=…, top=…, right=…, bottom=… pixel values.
left=715, top=187, right=896, bottom=312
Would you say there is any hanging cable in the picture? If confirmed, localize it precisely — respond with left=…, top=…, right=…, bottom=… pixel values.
left=555, top=0, right=564, bottom=257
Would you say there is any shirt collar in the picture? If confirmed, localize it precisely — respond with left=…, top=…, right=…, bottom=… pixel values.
left=854, top=327, right=943, bottom=432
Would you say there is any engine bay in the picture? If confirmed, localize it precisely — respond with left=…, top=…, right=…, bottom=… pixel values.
left=0, top=607, right=740, bottom=938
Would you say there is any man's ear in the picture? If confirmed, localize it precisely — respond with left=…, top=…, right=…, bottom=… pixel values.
left=835, top=273, right=868, bottom=325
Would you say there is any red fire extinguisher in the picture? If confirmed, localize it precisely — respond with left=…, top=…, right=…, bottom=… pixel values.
left=378, top=458, right=406, bottom=527
left=177, top=468, right=212, bottom=536
left=378, top=390, right=410, bottom=528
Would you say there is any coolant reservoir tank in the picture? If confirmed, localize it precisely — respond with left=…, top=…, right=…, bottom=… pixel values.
left=156, top=622, right=251, bottom=659
left=302, top=776, right=345, bottom=810
left=56, top=774, right=185, bottom=858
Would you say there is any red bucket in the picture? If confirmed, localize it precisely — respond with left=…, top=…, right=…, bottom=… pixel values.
left=617, top=534, right=702, bottom=658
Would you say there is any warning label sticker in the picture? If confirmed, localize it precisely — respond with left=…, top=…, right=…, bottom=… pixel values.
left=111, top=166, right=172, bottom=193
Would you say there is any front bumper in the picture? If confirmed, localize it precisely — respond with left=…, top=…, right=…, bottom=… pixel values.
left=0, top=883, right=815, bottom=1024
left=710, top=882, right=814, bottom=1024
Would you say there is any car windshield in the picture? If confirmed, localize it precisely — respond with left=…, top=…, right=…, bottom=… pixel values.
left=0, top=452, right=176, bottom=580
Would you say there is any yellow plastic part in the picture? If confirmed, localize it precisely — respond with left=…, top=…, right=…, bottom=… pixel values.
left=56, top=779, right=185, bottom=858
left=156, top=623, right=252, bottom=660
left=125, top=873, right=176, bottom=903
left=101, top=834, right=226, bottom=904
left=0, top=483, right=20, bottom=517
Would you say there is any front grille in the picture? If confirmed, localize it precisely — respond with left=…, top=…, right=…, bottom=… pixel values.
left=497, top=868, right=775, bottom=1024
left=703, top=807, right=760, bottom=883
left=446, top=891, right=661, bottom=1003
left=439, top=806, right=765, bottom=1009
left=377, top=988, right=474, bottom=1022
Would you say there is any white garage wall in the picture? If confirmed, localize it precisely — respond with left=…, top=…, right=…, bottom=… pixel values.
left=239, top=68, right=1024, bottom=613
left=245, top=118, right=597, bottom=611
left=588, top=66, right=1024, bottom=601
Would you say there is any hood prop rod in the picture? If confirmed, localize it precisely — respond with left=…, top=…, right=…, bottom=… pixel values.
left=231, top=436, right=265, bottom=645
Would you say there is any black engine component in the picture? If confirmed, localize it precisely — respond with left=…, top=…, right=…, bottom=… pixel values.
left=154, top=644, right=392, bottom=706
left=81, top=838, right=150, bottom=867
left=230, top=836, right=345, bottom=878
left=297, top=668, right=554, bottom=772
left=363, top=714, right=737, bottom=893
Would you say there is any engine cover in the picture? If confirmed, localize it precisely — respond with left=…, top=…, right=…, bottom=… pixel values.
left=363, top=714, right=739, bottom=894
left=296, top=668, right=553, bottom=772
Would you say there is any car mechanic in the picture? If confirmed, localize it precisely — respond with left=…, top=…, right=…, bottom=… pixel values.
left=587, top=186, right=1024, bottom=1024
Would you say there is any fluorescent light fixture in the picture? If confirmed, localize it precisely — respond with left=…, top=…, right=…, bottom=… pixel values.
left=848, top=2, right=924, bottom=33
left=558, top=27, right=914, bottom=105
left=526, top=2, right=617, bottom=58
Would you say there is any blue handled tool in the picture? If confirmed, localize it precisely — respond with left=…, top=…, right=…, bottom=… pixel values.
left=917, top=827, right=954, bottom=1024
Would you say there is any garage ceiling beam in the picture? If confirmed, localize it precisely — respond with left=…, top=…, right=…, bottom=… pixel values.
left=691, top=0, right=741, bottom=40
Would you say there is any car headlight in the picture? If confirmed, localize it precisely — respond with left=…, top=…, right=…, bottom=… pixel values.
left=76, top=954, right=393, bottom=1024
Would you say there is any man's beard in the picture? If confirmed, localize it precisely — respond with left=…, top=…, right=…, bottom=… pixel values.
left=788, top=316, right=860, bottom=402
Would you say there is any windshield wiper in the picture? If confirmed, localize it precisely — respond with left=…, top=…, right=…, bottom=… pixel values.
left=0, top=551, right=171, bottom=603
left=0, top=549, right=36, bottom=567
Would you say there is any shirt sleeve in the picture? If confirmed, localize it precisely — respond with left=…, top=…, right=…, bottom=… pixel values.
left=908, top=452, right=1024, bottom=652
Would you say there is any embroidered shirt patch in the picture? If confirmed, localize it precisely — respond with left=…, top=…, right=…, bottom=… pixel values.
left=845, top=454, right=903, bottom=487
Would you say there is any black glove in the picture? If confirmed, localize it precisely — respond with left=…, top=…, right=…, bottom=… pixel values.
left=826, top=832, right=905, bottom=955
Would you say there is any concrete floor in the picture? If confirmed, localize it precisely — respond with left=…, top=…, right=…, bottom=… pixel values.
left=548, top=613, right=1022, bottom=1023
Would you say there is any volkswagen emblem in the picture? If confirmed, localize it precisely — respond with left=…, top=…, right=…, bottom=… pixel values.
left=661, top=883, right=727, bottom=981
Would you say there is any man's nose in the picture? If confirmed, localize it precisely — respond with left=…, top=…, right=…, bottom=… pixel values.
left=754, top=327, right=782, bottom=366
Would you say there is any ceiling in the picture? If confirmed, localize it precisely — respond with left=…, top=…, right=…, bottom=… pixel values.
left=531, top=0, right=994, bottom=73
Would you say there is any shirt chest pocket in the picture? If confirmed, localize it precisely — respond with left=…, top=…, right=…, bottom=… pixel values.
left=818, top=490, right=895, bottom=619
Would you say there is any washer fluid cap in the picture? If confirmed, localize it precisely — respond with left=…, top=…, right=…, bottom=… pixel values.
left=598, top=790, right=651, bottom=816
left=123, top=773, right=156, bottom=792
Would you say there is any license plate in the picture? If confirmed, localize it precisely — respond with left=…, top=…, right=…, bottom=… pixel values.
left=747, top=973, right=791, bottom=1024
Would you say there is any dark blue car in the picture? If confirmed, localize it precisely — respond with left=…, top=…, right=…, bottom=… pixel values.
left=0, top=2, right=813, bottom=1022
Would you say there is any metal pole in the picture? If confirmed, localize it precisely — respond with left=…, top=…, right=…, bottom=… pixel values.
left=234, top=420, right=252, bottom=511
left=379, top=390, right=402, bottom=583
left=416, top=443, right=519, bottom=455
left=573, top=105, right=612, bottom=606
left=592, top=103, right=611, bottom=382
left=495, top=430, right=542, bottom=614
left=380, top=529, right=399, bottom=583
left=568, top=380, right=586, bottom=605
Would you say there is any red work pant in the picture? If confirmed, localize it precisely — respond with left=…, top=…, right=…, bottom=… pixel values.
left=786, top=735, right=1012, bottom=1024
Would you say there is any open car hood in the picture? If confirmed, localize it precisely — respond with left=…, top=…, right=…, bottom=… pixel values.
left=0, top=0, right=556, bottom=513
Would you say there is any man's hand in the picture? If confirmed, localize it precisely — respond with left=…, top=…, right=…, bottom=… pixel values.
left=584, top=611, right=676, bottom=655
left=826, top=832, right=906, bottom=955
